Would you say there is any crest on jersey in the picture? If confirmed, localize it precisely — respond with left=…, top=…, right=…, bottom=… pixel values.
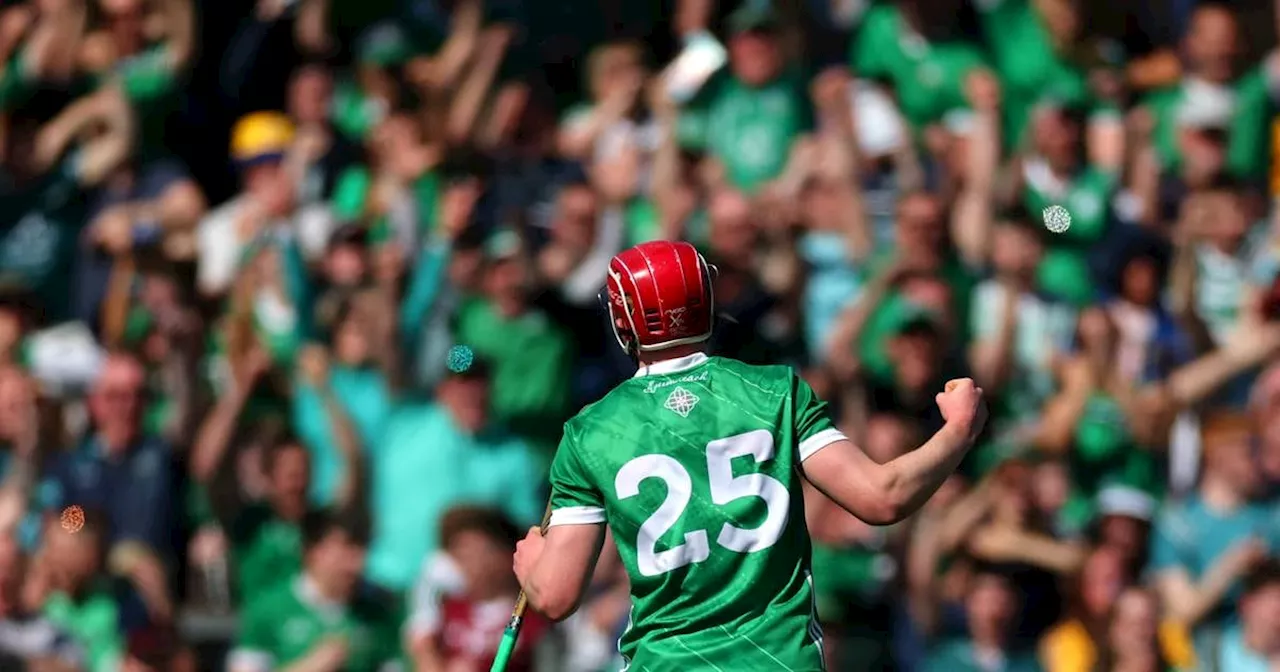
left=663, top=387, right=700, bottom=418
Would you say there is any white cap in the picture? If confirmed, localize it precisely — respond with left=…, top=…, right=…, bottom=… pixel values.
left=1096, top=485, right=1157, bottom=522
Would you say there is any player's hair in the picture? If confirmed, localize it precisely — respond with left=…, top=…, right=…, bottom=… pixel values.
left=301, top=507, right=371, bottom=551
left=439, top=505, right=520, bottom=552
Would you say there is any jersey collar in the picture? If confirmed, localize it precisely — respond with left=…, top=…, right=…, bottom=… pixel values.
left=633, top=352, right=709, bottom=378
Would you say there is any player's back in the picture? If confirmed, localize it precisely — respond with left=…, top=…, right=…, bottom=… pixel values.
left=548, top=353, right=838, bottom=671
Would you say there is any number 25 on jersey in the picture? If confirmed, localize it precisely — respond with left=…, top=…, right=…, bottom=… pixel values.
left=615, top=429, right=791, bottom=577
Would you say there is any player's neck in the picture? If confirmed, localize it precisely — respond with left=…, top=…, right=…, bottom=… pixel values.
left=636, top=345, right=707, bottom=368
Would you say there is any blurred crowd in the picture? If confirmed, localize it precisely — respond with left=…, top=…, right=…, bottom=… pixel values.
left=0, top=0, right=1279, bottom=670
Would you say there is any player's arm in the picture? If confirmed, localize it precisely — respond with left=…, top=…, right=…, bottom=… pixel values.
left=515, top=522, right=608, bottom=621
left=513, top=426, right=610, bottom=621
left=800, top=378, right=986, bottom=525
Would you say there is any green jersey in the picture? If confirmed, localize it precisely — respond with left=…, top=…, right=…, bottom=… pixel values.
left=229, top=574, right=403, bottom=672
left=548, top=353, right=843, bottom=671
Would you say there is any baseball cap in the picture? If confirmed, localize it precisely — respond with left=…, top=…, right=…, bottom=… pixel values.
left=1095, top=485, right=1156, bottom=523
left=230, top=112, right=295, bottom=165
left=727, top=2, right=781, bottom=34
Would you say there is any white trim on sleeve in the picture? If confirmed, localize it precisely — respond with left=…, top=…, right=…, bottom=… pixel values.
left=548, top=506, right=607, bottom=527
left=226, top=649, right=274, bottom=672
left=799, top=428, right=848, bottom=462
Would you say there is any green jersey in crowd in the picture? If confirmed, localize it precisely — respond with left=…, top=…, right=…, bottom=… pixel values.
left=548, top=352, right=844, bottom=671
left=230, top=575, right=403, bottom=672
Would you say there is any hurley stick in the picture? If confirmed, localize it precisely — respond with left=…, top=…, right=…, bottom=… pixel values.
left=489, top=503, right=553, bottom=672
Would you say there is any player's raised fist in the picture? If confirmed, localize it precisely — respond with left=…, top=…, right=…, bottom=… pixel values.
left=936, top=378, right=987, bottom=439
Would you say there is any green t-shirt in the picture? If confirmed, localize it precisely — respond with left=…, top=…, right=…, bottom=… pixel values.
left=0, top=160, right=90, bottom=322
left=547, top=353, right=838, bottom=671
left=231, top=575, right=403, bottom=672
left=858, top=255, right=976, bottom=384
left=454, top=298, right=574, bottom=448
left=332, top=81, right=388, bottom=142
left=1072, top=393, right=1162, bottom=498
left=43, top=583, right=134, bottom=672
left=1022, top=162, right=1118, bottom=304
left=1146, top=71, right=1271, bottom=179
left=107, top=45, right=181, bottom=157
left=851, top=4, right=987, bottom=130
left=228, top=504, right=305, bottom=600
left=975, top=0, right=1092, bottom=146
left=331, top=166, right=441, bottom=243
left=679, top=70, right=813, bottom=193
left=0, top=51, right=36, bottom=111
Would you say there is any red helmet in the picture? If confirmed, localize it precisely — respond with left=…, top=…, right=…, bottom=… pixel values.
left=606, top=241, right=715, bottom=354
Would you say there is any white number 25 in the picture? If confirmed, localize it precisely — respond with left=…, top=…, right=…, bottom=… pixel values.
left=614, top=429, right=790, bottom=577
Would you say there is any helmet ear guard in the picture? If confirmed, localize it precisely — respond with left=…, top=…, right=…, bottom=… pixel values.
left=599, top=286, right=638, bottom=357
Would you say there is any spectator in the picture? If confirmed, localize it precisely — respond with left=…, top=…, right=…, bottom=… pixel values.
left=73, top=153, right=206, bottom=331
left=851, top=0, right=985, bottom=132
left=924, top=565, right=1042, bottom=672
left=452, top=230, right=574, bottom=452
left=1039, top=545, right=1192, bottom=671
left=1146, top=3, right=1270, bottom=179
left=1149, top=411, right=1280, bottom=651
left=679, top=3, right=812, bottom=193
left=196, top=112, right=331, bottom=298
left=291, top=337, right=388, bottom=506
left=968, top=210, right=1076, bottom=456
left=228, top=508, right=401, bottom=672
left=557, top=40, right=650, bottom=164
left=406, top=505, right=550, bottom=672
left=41, top=352, right=176, bottom=623
left=0, top=535, right=83, bottom=669
left=1095, top=587, right=1179, bottom=672
left=1206, top=559, right=1280, bottom=671
left=33, top=511, right=153, bottom=672
left=366, top=354, right=542, bottom=591
left=285, top=62, right=360, bottom=207
left=0, top=89, right=133, bottom=325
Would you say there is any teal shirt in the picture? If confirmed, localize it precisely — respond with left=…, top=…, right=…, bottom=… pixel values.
left=924, top=640, right=1044, bottom=672
left=291, top=366, right=393, bottom=506
left=365, top=403, right=542, bottom=589
left=1150, top=495, right=1280, bottom=636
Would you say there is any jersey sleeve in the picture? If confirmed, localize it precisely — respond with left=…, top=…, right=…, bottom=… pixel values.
left=791, top=371, right=847, bottom=462
left=547, top=425, right=607, bottom=528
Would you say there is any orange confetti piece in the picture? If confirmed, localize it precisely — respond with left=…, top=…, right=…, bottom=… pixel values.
left=60, top=505, right=84, bottom=533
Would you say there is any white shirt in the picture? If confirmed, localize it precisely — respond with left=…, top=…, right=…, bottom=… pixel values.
left=195, top=196, right=336, bottom=295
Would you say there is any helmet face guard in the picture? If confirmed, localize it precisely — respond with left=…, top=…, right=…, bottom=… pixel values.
left=603, top=241, right=717, bottom=356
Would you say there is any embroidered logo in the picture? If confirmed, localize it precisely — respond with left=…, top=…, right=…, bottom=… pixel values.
left=663, top=387, right=700, bottom=418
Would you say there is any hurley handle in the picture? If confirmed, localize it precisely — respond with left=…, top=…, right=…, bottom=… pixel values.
left=489, top=503, right=553, bottom=672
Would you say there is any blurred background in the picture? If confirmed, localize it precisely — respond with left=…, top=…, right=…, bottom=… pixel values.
left=1, top=0, right=1280, bottom=670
